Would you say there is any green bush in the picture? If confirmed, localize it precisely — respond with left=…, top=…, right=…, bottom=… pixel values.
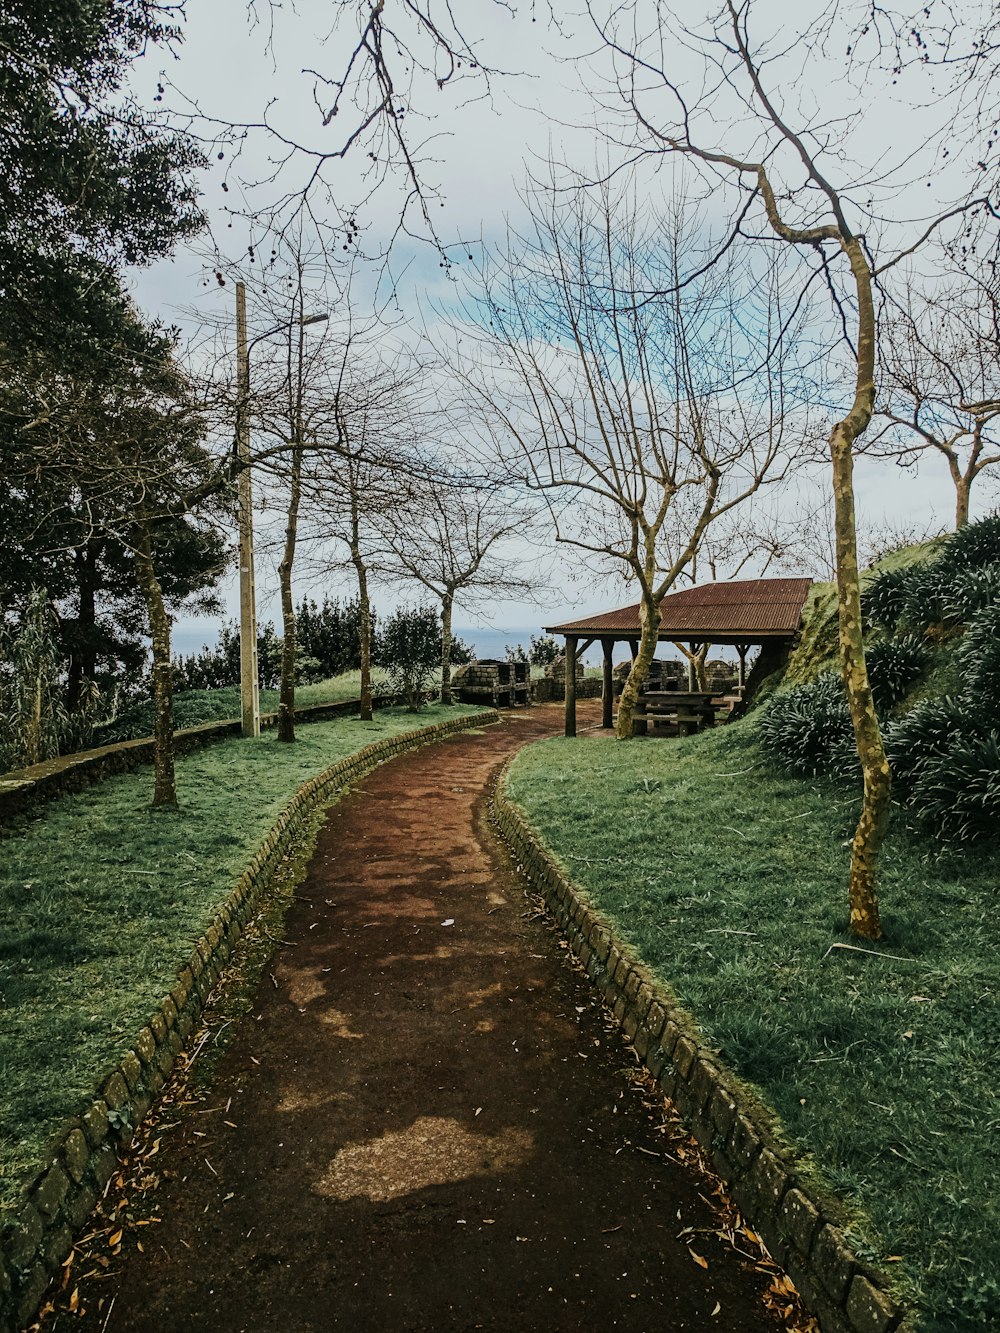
left=936, top=511, right=1000, bottom=572
left=864, top=634, right=932, bottom=712
left=862, top=566, right=912, bottom=633
left=375, top=605, right=440, bottom=711
left=957, top=603, right=1000, bottom=716
left=758, top=674, right=855, bottom=777
left=942, top=565, right=1000, bottom=623
left=883, top=694, right=1000, bottom=843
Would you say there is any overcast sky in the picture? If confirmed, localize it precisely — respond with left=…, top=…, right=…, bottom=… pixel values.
left=125, top=1, right=995, bottom=648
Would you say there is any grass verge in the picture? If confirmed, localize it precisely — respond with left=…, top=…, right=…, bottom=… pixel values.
left=90, top=669, right=392, bottom=746
left=0, top=703, right=486, bottom=1217
left=506, top=720, right=1000, bottom=1332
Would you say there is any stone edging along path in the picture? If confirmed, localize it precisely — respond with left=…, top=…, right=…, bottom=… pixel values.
left=491, top=776, right=909, bottom=1333
left=0, top=708, right=498, bottom=1333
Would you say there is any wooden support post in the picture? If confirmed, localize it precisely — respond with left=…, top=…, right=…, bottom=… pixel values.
left=737, top=644, right=748, bottom=689
left=565, top=636, right=578, bottom=738
left=687, top=643, right=699, bottom=692
left=602, top=640, right=614, bottom=728
left=628, top=639, right=639, bottom=664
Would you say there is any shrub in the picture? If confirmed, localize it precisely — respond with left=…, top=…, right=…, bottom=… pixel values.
left=528, top=634, right=560, bottom=666
left=956, top=602, right=1000, bottom=718
left=942, top=564, right=1000, bottom=623
left=375, top=605, right=440, bottom=711
left=883, top=695, right=971, bottom=799
left=936, top=511, right=1000, bottom=572
left=862, top=566, right=912, bottom=633
left=900, top=726, right=1000, bottom=844
left=864, top=634, right=931, bottom=712
left=758, top=674, right=855, bottom=777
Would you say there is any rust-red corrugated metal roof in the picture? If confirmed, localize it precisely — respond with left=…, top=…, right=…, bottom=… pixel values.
left=545, top=577, right=812, bottom=643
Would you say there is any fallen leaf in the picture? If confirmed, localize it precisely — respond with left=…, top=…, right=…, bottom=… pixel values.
left=69, top=1287, right=79, bottom=1313
left=711, top=1301, right=721, bottom=1316
left=689, top=1247, right=709, bottom=1269
left=442, top=918, right=455, bottom=927
left=108, top=1230, right=123, bottom=1248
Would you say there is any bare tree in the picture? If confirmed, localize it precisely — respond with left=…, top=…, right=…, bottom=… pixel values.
left=458, top=173, right=803, bottom=739
left=874, top=264, right=1000, bottom=528
left=587, top=0, right=995, bottom=937
left=379, top=479, right=535, bottom=704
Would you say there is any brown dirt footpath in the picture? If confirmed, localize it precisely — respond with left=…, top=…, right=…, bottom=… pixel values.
left=49, top=704, right=800, bottom=1333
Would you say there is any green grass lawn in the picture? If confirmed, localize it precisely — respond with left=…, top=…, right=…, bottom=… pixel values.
left=90, top=669, right=393, bottom=747
left=0, top=702, right=486, bottom=1217
left=506, top=720, right=1000, bottom=1332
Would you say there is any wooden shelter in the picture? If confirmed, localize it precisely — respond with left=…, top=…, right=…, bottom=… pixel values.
left=546, top=577, right=812, bottom=736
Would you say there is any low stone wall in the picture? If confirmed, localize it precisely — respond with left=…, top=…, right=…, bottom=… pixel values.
left=531, top=676, right=603, bottom=704
left=0, top=708, right=498, bottom=1333
left=492, top=782, right=908, bottom=1333
left=0, top=695, right=397, bottom=824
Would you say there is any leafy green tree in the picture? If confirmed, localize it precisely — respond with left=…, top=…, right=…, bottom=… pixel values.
left=0, top=0, right=203, bottom=357
left=375, top=606, right=440, bottom=712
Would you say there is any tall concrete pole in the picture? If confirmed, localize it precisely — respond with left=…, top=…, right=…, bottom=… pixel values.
left=236, top=281, right=260, bottom=738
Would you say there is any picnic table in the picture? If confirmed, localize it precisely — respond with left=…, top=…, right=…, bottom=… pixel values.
left=632, top=690, right=718, bottom=737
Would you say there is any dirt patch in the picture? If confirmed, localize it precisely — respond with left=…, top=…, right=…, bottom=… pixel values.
left=38, top=702, right=809, bottom=1332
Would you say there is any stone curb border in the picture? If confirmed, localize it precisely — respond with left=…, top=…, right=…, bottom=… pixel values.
left=0, top=695, right=400, bottom=824
left=491, top=780, right=910, bottom=1333
left=0, top=708, right=498, bottom=1333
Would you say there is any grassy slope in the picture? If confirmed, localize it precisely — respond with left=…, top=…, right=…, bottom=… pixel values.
left=506, top=721, right=1000, bottom=1331
left=90, top=670, right=393, bottom=747
left=0, top=703, right=485, bottom=1215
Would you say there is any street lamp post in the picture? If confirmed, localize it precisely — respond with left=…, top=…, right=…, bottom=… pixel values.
left=235, top=280, right=329, bottom=738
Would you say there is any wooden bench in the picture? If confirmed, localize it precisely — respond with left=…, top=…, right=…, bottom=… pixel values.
left=632, top=691, right=717, bottom=737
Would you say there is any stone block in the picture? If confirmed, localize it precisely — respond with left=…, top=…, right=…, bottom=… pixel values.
left=780, top=1187, right=821, bottom=1258
left=33, top=1164, right=69, bottom=1221
left=643, top=1001, right=667, bottom=1049
left=623, top=970, right=643, bottom=1005
left=709, top=1086, right=737, bottom=1139
left=813, top=1224, right=857, bottom=1305
left=81, top=1101, right=109, bottom=1149
left=135, top=1027, right=156, bottom=1066
left=42, top=1224, right=73, bottom=1275
left=64, top=1181, right=98, bottom=1232
left=102, top=1072, right=129, bottom=1112
left=753, top=1148, right=791, bottom=1211
left=728, top=1113, right=762, bottom=1175
left=612, top=992, right=628, bottom=1023
left=686, top=1058, right=718, bottom=1116
left=672, top=1036, right=697, bottom=1080
left=61, top=1129, right=90, bottom=1185
left=660, top=1019, right=681, bottom=1057
left=161, top=996, right=178, bottom=1030
left=120, top=1051, right=143, bottom=1094
left=846, top=1275, right=901, bottom=1333
left=149, top=1011, right=167, bottom=1045
left=15, top=1261, right=49, bottom=1330
left=4, top=1204, right=43, bottom=1270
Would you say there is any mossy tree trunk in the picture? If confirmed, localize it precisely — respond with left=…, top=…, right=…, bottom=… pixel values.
left=350, top=493, right=374, bottom=722
left=135, top=521, right=177, bottom=808
left=440, top=589, right=455, bottom=705
left=831, top=236, right=889, bottom=941
left=616, top=594, right=662, bottom=739
left=277, top=442, right=303, bottom=743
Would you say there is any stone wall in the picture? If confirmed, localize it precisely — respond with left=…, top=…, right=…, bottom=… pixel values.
left=491, top=782, right=909, bottom=1333
left=0, top=708, right=498, bottom=1333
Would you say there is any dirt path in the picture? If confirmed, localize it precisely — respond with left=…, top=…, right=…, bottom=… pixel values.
left=56, top=704, right=792, bottom=1332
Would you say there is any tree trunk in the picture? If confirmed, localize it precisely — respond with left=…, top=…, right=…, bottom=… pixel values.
left=350, top=497, right=374, bottom=722
left=67, top=543, right=100, bottom=712
left=616, top=597, right=661, bottom=738
left=135, top=524, right=177, bottom=808
left=831, top=237, right=889, bottom=940
left=440, top=591, right=454, bottom=705
left=276, top=445, right=303, bottom=742
left=954, top=475, right=971, bottom=529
